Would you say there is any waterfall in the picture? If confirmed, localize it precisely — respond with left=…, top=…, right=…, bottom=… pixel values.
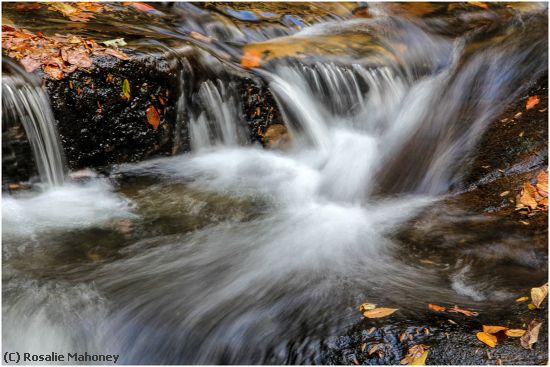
left=2, top=61, right=66, bottom=187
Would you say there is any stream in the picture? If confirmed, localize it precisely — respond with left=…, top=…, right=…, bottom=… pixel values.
left=2, top=2, right=548, bottom=364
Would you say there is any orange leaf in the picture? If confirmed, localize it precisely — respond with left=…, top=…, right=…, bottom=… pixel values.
left=362, top=307, right=398, bottom=318
left=483, top=325, right=508, bottom=334
left=241, top=50, right=262, bottom=68
left=517, top=182, right=538, bottom=210
left=447, top=305, right=478, bottom=316
left=124, top=2, right=156, bottom=12
left=476, top=332, right=497, bottom=347
left=505, top=329, right=526, bottom=337
left=146, top=105, right=160, bottom=130
left=428, top=304, right=446, bottom=312
left=469, top=2, right=489, bottom=9
left=526, top=96, right=540, bottom=110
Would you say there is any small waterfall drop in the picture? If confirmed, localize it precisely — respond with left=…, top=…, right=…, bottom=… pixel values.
left=2, top=61, right=66, bottom=187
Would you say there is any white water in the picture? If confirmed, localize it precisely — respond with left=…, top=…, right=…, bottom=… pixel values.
left=2, top=63, right=66, bottom=187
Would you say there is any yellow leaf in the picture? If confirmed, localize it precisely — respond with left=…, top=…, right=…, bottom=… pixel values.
left=483, top=325, right=508, bottom=334
left=505, top=329, right=526, bottom=337
left=122, top=79, right=131, bottom=101
left=531, top=283, right=548, bottom=308
left=411, top=350, right=429, bottom=365
left=359, top=303, right=377, bottom=313
left=362, top=307, right=398, bottom=318
left=476, top=332, right=497, bottom=347
left=516, top=296, right=529, bottom=302
left=517, top=182, right=538, bottom=210
left=527, top=303, right=537, bottom=310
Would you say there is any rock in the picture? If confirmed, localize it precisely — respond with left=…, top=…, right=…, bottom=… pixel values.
left=263, top=123, right=291, bottom=149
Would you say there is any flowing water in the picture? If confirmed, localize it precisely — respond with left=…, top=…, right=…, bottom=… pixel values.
left=2, top=3, right=548, bottom=364
left=2, top=60, right=66, bottom=187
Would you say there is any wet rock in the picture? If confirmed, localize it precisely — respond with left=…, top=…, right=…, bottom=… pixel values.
left=263, top=123, right=291, bottom=149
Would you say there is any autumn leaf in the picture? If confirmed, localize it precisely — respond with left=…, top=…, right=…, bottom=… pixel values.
left=530, top=283, right=548, bottom=309
left=146, top=105, right=160, bottom=130
left=122, top=79, right=131, bottom=100
left=526, top=96, right=540, bottom=110
left=447, top=305, right=479, bottom=316
left=520, top=320, right=542, bottom=349
left=516, top=182, right=539, bottom=210
left=362, top=307, right=398, bottom=318
left=16, top=3, right=41, bottom=11
left=368, top=344, right=379, bottom=355
left=124, top=2, right=158, bottom=13
left=528, top=303, right=537, bottom=310
left=359, top=303, right=377, bottom=313
left=469, top=2, right=489, bottom=9
left=482, top=325, right=508, bottom=334
left=505, top=329, right=526, bottom=337
left=427, top=304, right=446, bottom=312
left=401, top=345, right=429, bottom=365
left=241, top=50, right=262, bottom=68
left=411, top=351, right=429, bottom=365
left=516, top=296, right=529, bottom=303
left=476, top=332, right=497, bottom=347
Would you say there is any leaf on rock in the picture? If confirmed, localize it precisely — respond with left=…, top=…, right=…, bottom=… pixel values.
left=146, top=105, right=160, bottom=130
left=520, top=320, right=542, bottom=349
left=447, top=305, right=479, bottom=316
left=526, top=96, right=540, bottom=110
left=527, top=303, right=537, bottom=310
left=411, top=350, right=429, bottom=366
left=505, top=329, right=526, bottom=337
left=103, top=47, right=130, bottom=60
left=428, top=304, right=446, bottom=312
left=483, top=325, right=508, bottom=334
left=516, top=296, right=529, bottom=303
left=476, top=332, right=497, bottom=348
left=516, top=182, right=539, bottom=210
left=530, top=283, right=548, bottom=309
left=469, top=2, right=489, bottom=9
left=102, top=38, right=127, bottom=48
left=362, top=307, right=398, bottom=319
left=400, top=345, right=428, bottom=365
left=43, top=64, right=64, bottom=80
left=122, top=79, right=131, bottom=100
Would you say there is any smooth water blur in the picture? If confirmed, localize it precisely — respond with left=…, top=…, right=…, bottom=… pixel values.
left=2, top=61, right=66, bottom=187
left=3, top=2, right=548, bottom=364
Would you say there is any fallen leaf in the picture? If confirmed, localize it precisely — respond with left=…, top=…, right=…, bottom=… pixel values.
left=401, top=345, right=428, bottom=365
left=517, top=182, right=539, bottom=210
left=447, top=305, right=479, bottom=316
left=530, top=283, right=548, bottom=308
left=359, top=303, right=377, bottom=313
left=146, top=105, right=161, bottom=130
left=520, top=320, right=542, bottom=349
left=399, top=333, right=407, bottom=342
left=43, top=64, right=64, bottom=79
left=516, top=296, right=529, bottom=302
left=103, top=48, right=130, bottom=60
left=469, top=2, right=489, bottom=9
left=102, top=38, right=127, bottom=48
left=505, top=329, right=526, bottom=337
left=500, top=191, right=510, bottom=197
left=122, top=79, right=131, bottom=100
left=368, top=344, right=379, bottom=355
left=526, top=96, right=540, bottom=110
left=362, top=307, right=398, bottom=318
left=124, top=2, right=157, bottom=12
left=483, top=325, right=509, bottom=334
left=360, top=343, right=367, bottom=352
left=476, top=332, right=497, bottom=347
left=16, top=3, right=42, bottom=11
left=428, top=304, right=446, bottom=312
left=528, top=303, right=537, bottom=310
left=411, top=350, right=429, bottom=365
left=241, top=49, right=262, bottom=68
